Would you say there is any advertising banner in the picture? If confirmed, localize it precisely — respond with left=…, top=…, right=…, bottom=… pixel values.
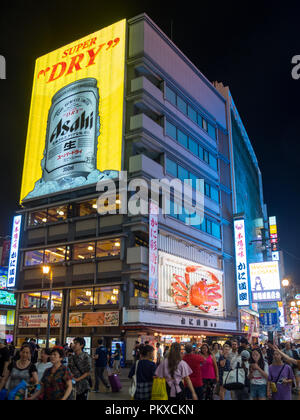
left=18, top=313, right=61, bottom=328
left=234, top=219, right=250, bottom=306
left=0, top=267, right=8, bottom=289
left=158, top=251, right=224, bottom=316
left=0, top=291, right=16, bottom=306
left=69, top=311, right=119, bottom=327
left=250, top=261, right=281, bottom=303
left=259, top=309, right=278, bottom=326
left=20, top=19, right=126, bottom=202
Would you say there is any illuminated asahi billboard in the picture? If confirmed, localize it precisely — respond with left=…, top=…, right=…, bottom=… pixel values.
left=21, top=20, right=126, bottom=202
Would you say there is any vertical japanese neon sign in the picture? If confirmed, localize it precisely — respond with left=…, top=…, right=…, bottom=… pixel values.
left=7, top=216, right=22, bottom=288
left=149, top=201, right=159, bottom=300
left=234, top=219, right=250, bottom=306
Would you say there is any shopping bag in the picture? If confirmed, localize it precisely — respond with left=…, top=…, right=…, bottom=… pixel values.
left=223, top=365, right=245, bottom=391
left=7, top=380, right=27, bottom=400
left=129, top=361, right=139, bottom=398
left=0, top=389, right=8, bottom=400
left=151, top=377, right=168, bottom=400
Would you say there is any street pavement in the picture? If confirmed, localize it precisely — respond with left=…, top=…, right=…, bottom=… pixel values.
left=88, top=367, right=131, bottom=400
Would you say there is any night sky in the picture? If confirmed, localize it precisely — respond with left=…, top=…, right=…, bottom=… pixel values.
left=0, top=1, right=299, bottom=283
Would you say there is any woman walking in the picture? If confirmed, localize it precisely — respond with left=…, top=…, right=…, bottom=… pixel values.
left=113, top=343, right=122, bottom=374
left=155, top=342, right=198, bottom=401
left=200, top=343, right=219, bottom=400
left=249, top=348, right=269, bottom=400
left=267, top=349, right=294, bottom=401
left=218, top=343, right=231, bottom=400
left=212, top=343, right=221, bottom=363
left=0, top=344, right=38, bottom=396
left=28, top=347, right=73, bottom=400
left=128, top=345, right=156, bottom=400
left=183, top=344, right=205, bottom=400
left=36, top=348, right=52, bottom=382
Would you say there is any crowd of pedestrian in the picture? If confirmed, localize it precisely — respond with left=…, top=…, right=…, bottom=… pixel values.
left=128, top=338, right=300, bottom=401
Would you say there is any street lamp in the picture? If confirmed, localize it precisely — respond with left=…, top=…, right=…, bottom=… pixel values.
left=42, top=265, right=53, bottom=349
left=282, top=279, right=290, bottom=288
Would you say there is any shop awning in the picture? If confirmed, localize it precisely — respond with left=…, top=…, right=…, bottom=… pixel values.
left=123, top=325, right=246, bottom=337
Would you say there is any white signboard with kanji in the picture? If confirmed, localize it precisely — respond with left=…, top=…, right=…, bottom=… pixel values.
left=234, top=219, right=250, bottom=306
left=149, top=201, right=159, bottom=300
left=7, top=216, right=22, bottom=288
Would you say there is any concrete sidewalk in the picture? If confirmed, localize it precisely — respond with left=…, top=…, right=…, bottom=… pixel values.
left=88, top=367, right=131, bottom=400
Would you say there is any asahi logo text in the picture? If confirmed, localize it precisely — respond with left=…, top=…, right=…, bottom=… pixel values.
left=292, top=56, right=300, bottom=80
left=50, top=110, right=94, bottom=143
left=0, top=55, right=6, bottom=79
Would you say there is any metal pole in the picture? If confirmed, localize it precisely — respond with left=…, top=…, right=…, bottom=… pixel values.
left=46, top=270, right=53, bottom=349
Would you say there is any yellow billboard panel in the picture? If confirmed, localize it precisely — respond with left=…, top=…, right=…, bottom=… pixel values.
left=21, top=19, right=126, bottom=202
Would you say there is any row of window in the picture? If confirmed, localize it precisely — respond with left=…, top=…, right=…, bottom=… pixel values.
left=21, top=286, right=121, bottom=309
left=165, top=86, right=217, bottom=141
left=166, top=121, right=218, bottom=171
left=166, top=158, right=219, bottom=203
left=168, top=199, right=221, bottom=239
left=24, top=239, right=121, bottom=267
left=28, top=196, right=121, bottom=227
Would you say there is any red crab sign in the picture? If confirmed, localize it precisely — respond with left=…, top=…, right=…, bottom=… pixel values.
left=171, top=266, right=222, bottom=313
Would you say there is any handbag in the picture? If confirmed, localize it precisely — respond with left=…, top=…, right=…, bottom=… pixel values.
left=270, top=364, right=286, bottom=394
left=223, top=363, right=246, bottom=391
left=129, top=361, right=139, bottom=398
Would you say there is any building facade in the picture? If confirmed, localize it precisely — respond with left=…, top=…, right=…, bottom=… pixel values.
left=13, top=14, right=244, bottom=360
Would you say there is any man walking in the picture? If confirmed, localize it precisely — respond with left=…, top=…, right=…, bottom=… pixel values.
left=68, top=337, right=92, bottom=400
left=94, top=339, right=110, bottom=392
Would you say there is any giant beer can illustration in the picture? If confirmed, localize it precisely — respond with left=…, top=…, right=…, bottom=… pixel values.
left=42, top=78, right=100, bottom=182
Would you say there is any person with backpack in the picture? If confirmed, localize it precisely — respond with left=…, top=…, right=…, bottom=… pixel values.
left=128, top=345, right=156, bottom=400
left=68, top=337, right=92, bottom=401
left=93, top=339, right=110, bottom=392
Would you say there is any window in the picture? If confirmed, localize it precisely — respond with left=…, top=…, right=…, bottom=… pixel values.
left=166, top=86, right=177, bottom=106
left=40, top=291, right=62, bottom=309
left=198, top=145, right=204, bottom=160
left=94, top=287, right=120, bottom=305
left=21, top=292, right=41, bottom=309
left=70, top=288, right=93, bottom=307
left=166, top=158, right=177, bottom=177
left=177, top=129, right=188, bottom=148
left=28, top=210, right=48, bottom=227
left=166, top=120, right=177, bottom=140
left=44, top=247, right=66, bottom=264
left=188, top=138, right=198, bottom=156
left=211, top=186, right=219, bottom=203
left=73, top=242, right=95, bottom=261
left=205, top=183, right=211, bottom=197
left=202, top=119, right=208, bottom=132
left=47, top=206, right=68, bottom=222
left=21, top=291, right=62, bottom=309
left=178, top=165, right=189, bottom=182
left=24, top=250, right=44, bottom=266
left=77, top=200, right=98, bottom=217
left=212, top=222, right=221, bottom=239
left=188, top=105, right=197, bottom=123
left=209, top=155, right=218, bottom=171
left=208, top=123, right=216, bottom=140
left=206, top=219, right=212, bottom=235
left=203, top=150, right=210, bottom=164
left=177, top=96, right=187, bottom=114
left=96, top=239, right=121, bottom=258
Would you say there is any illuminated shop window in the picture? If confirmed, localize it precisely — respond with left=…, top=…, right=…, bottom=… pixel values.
left=73, top=242, right=96, bottom=260
left=70, top=288, right=94, bottom=307
left=96, top=239, right=121, bottom=258
left=21, top=292, right=41, bottom=309
left=21, top=291, right=62, bottom=309
left=24, top=250, right=44, bottom=266
left=47, top=206, right=68, bottom=222
left=134, top=282, right=148, bottom=299
left=40, top=291, right=62, bottom=309
left=94, top=287, right=120, bottom=305
left=28, top=210, right=48, bottom=226
left=44, top=247, right=66, bottom=264
left=78, top=199, right=98, bottom=217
